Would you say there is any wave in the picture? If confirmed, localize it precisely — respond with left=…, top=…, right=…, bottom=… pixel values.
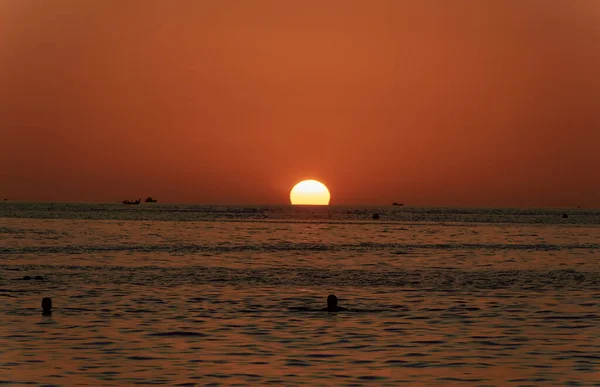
left=2, top=203, right=599, bottom=224
left=3, top=264, right=600, bottom=290
left=1, top=242, right=599, bottom=255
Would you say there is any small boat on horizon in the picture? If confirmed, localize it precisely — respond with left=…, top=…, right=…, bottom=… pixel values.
left=123, top=198, right=141, bottom=205
left=392, top=202, right=404, bottom=206
left=144, top=197, right=158, bottom=203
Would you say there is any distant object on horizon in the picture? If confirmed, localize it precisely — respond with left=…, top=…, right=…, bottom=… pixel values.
left=3, top=197, right=7, bottom=201
left=562, top=213, right=569, bottom=219
left=123, top=198, right=141, bottom=205
left=372, top=213, right=380, bottom=220
left=144, top=197, right=158, bottom=203
left=392, top=202, right=404, bottom=206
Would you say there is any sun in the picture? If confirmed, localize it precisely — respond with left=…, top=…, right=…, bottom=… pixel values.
left=290, top=180, right=331, bottom=205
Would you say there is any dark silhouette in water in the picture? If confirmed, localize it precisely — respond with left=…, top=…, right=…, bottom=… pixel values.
left=321, top=294, right=347, bottom=312
left=288, top=294, right=349, bottom=312
left=42, top=297, right=52, bottom=316
left=562, top=213, right=569, bottom=219
left=392, top=202, right=403, bottom=206
left=372, top=213, right=380, bottom=220
left=21, top=275, right=44, bottom=280
left=123, top=198, right=141, bottom=205
left=144, top=197, right=157, bottom=203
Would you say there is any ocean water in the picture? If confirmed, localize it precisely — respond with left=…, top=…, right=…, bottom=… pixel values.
left=1, top=203, right=599, bottom=386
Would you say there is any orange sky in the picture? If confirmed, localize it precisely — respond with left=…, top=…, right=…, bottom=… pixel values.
left=1, top=1, right=599, bottom=207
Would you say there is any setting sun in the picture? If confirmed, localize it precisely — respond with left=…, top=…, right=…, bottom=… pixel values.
left=290, top=180, right=331, bottom=205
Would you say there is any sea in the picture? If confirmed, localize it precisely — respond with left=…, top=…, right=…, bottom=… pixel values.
left=1, top=203, right=599, bottom=386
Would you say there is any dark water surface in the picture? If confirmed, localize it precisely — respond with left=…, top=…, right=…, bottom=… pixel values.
left=1, top=204, right=599, bottom=386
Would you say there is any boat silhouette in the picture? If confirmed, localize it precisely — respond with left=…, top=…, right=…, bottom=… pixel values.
left=144, top=197, right=157, bottom=203
left=122, top=198, right=141, bottom=205
left=392, top=202, right=404, bottom=206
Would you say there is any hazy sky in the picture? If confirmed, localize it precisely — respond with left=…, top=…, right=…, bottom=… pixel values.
left=1, top=1, right=599, bottom=206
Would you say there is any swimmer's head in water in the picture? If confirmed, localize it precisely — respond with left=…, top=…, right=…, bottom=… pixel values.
left=327, top=294, right=338, bottom=308
left=42, top=297, right=52, bottom=314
